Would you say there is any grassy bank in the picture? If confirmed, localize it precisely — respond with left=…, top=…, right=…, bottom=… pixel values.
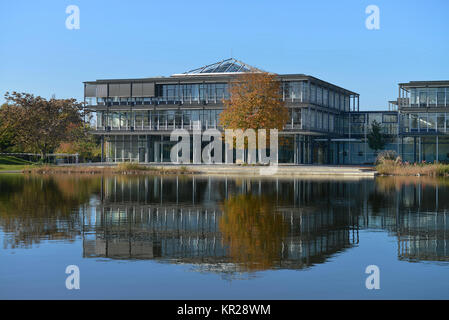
left=376, top=160, right=449, bottom=176
left=21, top=163, right=194, bottom=175
left=0, top=156, right=33, bottom=172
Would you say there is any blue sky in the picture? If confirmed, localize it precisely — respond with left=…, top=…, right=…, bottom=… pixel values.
left=0, top=0, right=448, bottom=109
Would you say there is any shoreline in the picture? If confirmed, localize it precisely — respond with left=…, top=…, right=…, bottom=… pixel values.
left=1, top=163, right=377, bottom=177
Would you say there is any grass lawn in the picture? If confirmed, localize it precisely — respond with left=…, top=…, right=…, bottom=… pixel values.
left=0, top=164, right=29, bottom=172
left=0, top=156, right=34, bottom=172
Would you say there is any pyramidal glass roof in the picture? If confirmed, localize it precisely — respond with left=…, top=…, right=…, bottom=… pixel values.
left=174, top=58, right=265, bottom=76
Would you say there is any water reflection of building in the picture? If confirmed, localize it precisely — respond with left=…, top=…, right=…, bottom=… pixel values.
left=83, top=176, right=359, bottom=272
left=360, top=178, right=449, bottom=262
left=397, top=212, right=449, bottom=262
left=83, top=176, right=449, bottom=269
left=2, top=175, right=447, bottom=270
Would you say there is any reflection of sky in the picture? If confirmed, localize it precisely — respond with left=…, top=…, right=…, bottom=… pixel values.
left=1, top=230, right=448, bottom=299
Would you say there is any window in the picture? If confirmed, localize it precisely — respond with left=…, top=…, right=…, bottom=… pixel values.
left=317, top=87, right=322, bottom=105
left=410, top=114, right=418, bottom=131
left=401, top=114, right=409, bottom=132
left=352, top=114, right=365, bottom=123
left=445, top=113, right=449, bottom=131
left=437, top=88, right=446, bottom=106
left=418, top=88, right=427, bottom=107
left=410, top=88, right=417, bottom=106
left=292, top=109, right=301, bottom=125
left=290, top=82, right=301, bottom=100
left=437, top=113, right=445, bottom=132
left=282, top=82, right=290, bottom=101
left=427, top=113, right=436, bottom=131
left=323, top=89, right=328, bottom=107
left=208, top=83, right=216, bottom=101
left=301, top=82, right=309, bottom=102
left=311, top=84, right=316, bottom=103
left=382, top=114, right=397, bottom=123
left=418, top=113, right=427, bottom=131
left=199, top=84, right=206, bottom=101
left=323, top=113, right=328, bottom=131
left=428, top=88, right=437, bottom=107
left=317, top=111, right=322, bottom=129
left=191, top=84, right=199, bottom=101
left=329, top=114, right=334, bottom=132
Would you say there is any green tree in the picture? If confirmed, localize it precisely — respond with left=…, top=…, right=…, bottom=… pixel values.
left=0, top=108, right=14, bottom=152
left=2, top=92, right=83, bottom=160
left=367, top=120, right=386, bottom=153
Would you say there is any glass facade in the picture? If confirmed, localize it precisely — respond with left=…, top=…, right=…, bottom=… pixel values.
left=408, top=87, right=449, bottom=107
left=97, top=109, right=223, bottom=130
left=401, top=112, right=449, bottom=133
left=88, top=80, right=353, bottom=112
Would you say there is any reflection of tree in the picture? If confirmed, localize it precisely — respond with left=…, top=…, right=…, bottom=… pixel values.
left=0, top=175, right=100, bottom=248
left=219, top=194, right=287, bottom=271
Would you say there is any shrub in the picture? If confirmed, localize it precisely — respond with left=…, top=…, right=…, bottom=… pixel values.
left=375, top=150, right=401, bottom=165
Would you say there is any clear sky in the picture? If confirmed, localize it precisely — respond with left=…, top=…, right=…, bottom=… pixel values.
left=1, top=0, right=448, bottom=110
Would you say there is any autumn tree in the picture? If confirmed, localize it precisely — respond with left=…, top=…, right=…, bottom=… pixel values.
left=220, top=72, right=288, bottom=129
left=219, top=72, right=289, bottom=160
left=2, top=92, right=83, bottom=160
left=57, top=124, right=101, bottom=162
left=219, top=193, right=287, bottom=271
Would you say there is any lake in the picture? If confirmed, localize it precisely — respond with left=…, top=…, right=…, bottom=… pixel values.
left=0, top=174, right=448, bottom=299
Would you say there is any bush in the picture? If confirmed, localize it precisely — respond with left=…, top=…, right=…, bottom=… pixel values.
left=375, top=150, right=401, bottom=165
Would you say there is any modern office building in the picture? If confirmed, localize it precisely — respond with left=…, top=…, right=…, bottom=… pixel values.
left=397, top=81, right=449, bottom=163
left=84, top=58, right=448, bottom=164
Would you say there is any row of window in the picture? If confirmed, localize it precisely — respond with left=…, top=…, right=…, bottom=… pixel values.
left=347, top=122, right=398, bottom=135
left=97, top=110, right=224, bottom=128
left=96, top=108, right=339, bottom=133
left=408, top=87, right=449, bottom=107
left=296, top=109, right=337, bottom=132
left=157, top=83, right=230, bottom=102
left=87, top=81, right=353, bottom=112
left=402, top=112, right=449, bottom=133
left=350, top=113, right=398, bottom=124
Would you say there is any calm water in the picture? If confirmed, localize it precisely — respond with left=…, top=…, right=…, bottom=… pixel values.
left=0, top=174, right=448, bottom=299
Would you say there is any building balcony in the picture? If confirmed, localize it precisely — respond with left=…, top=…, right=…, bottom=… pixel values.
left=91, top=121, right=337, bottom=136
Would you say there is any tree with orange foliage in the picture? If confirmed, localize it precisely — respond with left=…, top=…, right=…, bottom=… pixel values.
left=219, top=72, right=288, bottom=132
left=219, top=193, right=287, bottom=271
left=218, top=73, right=289, bottom=162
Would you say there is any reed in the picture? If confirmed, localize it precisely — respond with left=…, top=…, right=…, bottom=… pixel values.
left=376, top=160, right=449, bottom=176
left=22, top=163, right=193, bottom=175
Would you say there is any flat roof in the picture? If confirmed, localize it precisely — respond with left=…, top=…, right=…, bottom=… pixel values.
left=83, top=73, right=358, bottom=95
left=399, top=80, right=449, bottom=87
